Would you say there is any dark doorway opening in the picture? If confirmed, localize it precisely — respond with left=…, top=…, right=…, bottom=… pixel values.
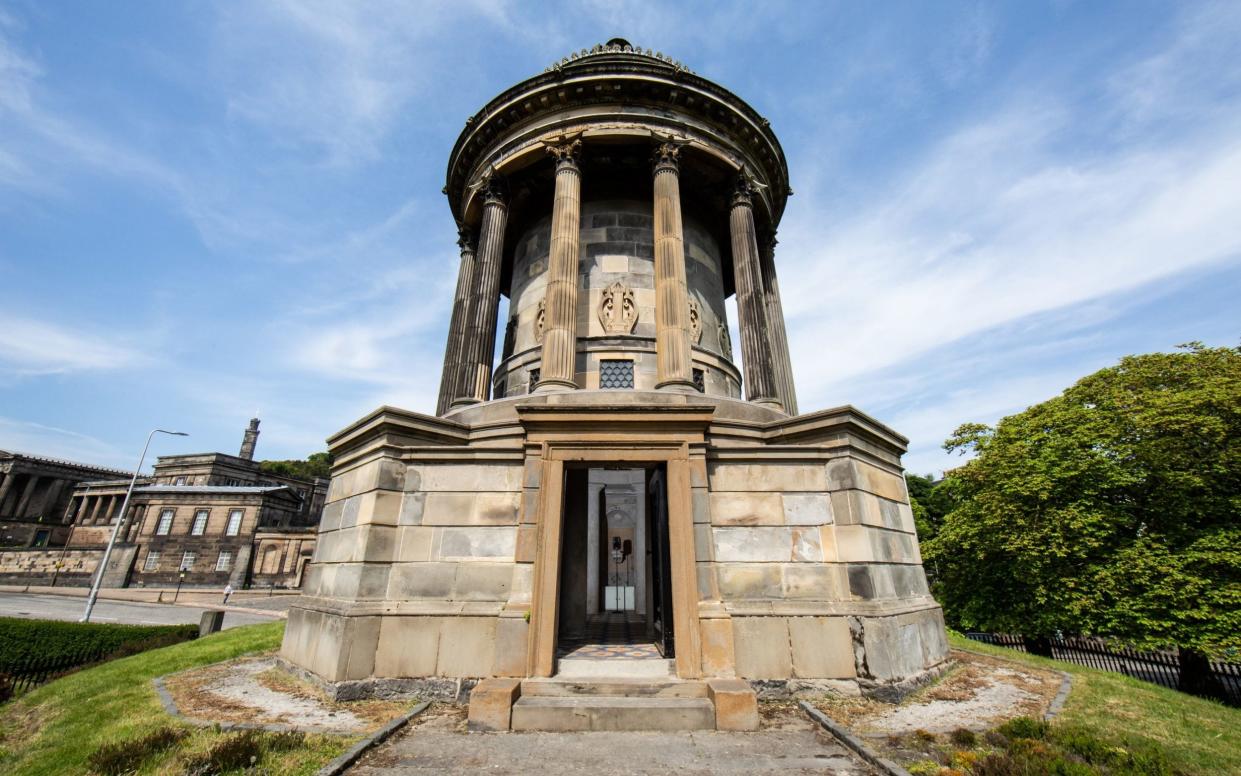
left=556, top=464, right=674, bottom=661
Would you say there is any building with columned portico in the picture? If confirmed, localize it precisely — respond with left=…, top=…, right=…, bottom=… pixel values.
left=282, top=40, right=948, bottom=732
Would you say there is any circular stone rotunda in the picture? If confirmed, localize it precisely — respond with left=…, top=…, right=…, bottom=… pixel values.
left=282, top=39, right=948, bottom=733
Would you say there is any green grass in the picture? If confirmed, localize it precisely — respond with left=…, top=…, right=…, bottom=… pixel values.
left=948, top=631, right=1241, bottom=774
left=0, top=621, right=355, bottom=775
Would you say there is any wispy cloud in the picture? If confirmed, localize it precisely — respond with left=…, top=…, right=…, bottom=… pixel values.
left=0, top=416, right=133, bottom=470
left=0, top=315, right=151, bottom=377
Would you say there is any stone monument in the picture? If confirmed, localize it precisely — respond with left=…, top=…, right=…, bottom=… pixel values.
left=281, top=39, right=948, bottom=731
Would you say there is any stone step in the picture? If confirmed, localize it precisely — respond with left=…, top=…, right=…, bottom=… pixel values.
left=553, top=656, right=674, bottom=679
left=510, top=695, right=716, bottom=732
left=521, top=677, right=709, bottom=698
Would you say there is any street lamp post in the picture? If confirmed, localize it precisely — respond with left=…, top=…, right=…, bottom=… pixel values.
left=80, top=428, right=188, bottom=623
left=174, top=571, right=185, bottom=603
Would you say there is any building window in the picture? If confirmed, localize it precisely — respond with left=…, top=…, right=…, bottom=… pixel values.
left=179, top=551, right=196, bottom=571
left=225, top=509, right=243, bottom=536
left=216, top=551, right=233, bottom=572
left=528, top=368, right=540, bottom=394
left=156, top=509, right=174, bottom=535
left=692, top=368, right=705, bottom=393
left=143, top=551, right=161, bottom=571
left=191, top=509, right=209, bottom=536
left=173, top=476, right=187, bottom=486
left=599, top=359, right=634, bottom=389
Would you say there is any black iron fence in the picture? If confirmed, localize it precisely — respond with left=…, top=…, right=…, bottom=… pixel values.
left=965, top=632, right=1241, bottom=707
left=0, top=644, right=110, bottom=702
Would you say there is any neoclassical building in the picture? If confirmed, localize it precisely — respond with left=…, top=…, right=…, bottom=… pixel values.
left=283, top=40, right=947, bottom=731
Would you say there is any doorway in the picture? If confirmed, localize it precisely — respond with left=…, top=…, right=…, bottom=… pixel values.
left=556, top=465, right=674, bottom=661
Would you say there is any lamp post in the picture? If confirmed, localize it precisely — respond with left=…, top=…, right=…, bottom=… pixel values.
left=80, top=428, right=188, bottom=623
left=174, top=571, right=185, bottom=603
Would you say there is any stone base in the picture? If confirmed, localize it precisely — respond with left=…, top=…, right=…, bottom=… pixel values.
left=275, top=657, right=474, bottom=702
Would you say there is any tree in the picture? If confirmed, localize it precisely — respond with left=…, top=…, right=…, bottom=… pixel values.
left=258, top=451, right=333, bottom=481
left=925, top=344, right=1241, bottom=658
left=905, top=473, right=956, bottom=541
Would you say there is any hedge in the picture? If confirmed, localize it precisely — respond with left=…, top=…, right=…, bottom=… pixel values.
left=0, top=617, right=198, bottom=670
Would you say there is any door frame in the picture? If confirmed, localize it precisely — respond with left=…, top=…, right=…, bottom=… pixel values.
left=518, top=404, right=713, bottom=680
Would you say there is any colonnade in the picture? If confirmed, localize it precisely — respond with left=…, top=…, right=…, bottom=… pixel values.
left=435, top=138, right=797, bottom=415
left=0, top=472, right=68, bottom=520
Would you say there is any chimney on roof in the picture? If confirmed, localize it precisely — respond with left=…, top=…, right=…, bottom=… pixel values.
left=239, top=418, right=260, bottom=460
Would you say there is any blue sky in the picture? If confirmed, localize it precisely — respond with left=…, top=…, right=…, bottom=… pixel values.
left=1, top=1, right=1238, bottom=476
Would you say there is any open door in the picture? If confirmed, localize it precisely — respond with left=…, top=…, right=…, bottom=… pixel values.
left=646, top=466, right=675, bottom=658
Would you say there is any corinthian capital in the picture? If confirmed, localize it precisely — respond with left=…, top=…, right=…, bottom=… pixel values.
left=542, top=133, right=582, bottom=169
left=652, top=133, right=689, bottom=173
left=456, top=221, right=478, bottom=252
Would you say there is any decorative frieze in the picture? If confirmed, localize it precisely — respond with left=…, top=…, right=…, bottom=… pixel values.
left=688, top=297, right=703, bottom=344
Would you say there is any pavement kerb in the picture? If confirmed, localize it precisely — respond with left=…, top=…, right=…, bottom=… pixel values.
left=799, top=700, right=912, bottom=776
left=315, top=701, right=431, bottom=776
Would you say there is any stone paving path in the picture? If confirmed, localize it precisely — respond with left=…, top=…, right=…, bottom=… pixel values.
left=349, top=703, right=874, bottom=775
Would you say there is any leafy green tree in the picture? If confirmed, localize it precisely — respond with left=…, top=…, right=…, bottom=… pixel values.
left=925, top=344, right=1241, bottom=657
left=905, top=473, right=957, bottom=540
left=258, top=451, right=333, bottom=481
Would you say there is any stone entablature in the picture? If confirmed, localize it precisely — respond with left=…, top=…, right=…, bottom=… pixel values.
left=0, top=451, right=131, bottom=547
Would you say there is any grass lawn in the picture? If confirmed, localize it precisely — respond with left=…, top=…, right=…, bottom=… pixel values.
left=0, top=621, right=356, bottom=775
left=948, top=631, right=1241, bottom=774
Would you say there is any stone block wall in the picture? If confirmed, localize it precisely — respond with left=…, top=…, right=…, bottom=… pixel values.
left=0, top=547, right=101, bottom=585
left=493, top=199, right=741, bottom=399
left=704, top=457, right=946, bottom=691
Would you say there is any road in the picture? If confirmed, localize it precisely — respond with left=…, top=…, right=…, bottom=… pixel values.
left=0, top=592, right=279, bottom=629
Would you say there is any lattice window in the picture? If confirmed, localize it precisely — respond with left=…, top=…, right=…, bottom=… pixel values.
left=225, top=509, right=243, bottom=536
left=692, top=368, right=705, bottom=393
left=191, top=509, right=209, bottom=536
left=599, top=359, right=634, bottom=389
left=156, top=509, right=174, bottom=535
left=216, top=551, right=233, bottom=572
left=528, top=368, right=541, bottom=393
left=143, top=551, right=161, bottom=572
left=179, top=551, right=197, bottom=571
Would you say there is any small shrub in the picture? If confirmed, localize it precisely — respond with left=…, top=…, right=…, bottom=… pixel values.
left=982, top=729, right=1008, bottom=747
left=182, top=730, right=262, bottom=775
left=1051, top=724, right=1175, bottom=776
left=914, top=728, right=937, bottom=742
left=907, top=762, right=941, bottom=776
left=997, top=716, right=1049, bottom=741
left=88, top=726, right=188, bottom=775
left=949, top=727, right=977, bottom=746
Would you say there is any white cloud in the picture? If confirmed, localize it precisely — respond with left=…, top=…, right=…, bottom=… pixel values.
left=0, top=417, right=133, bottom=470
left=779, top=7, right=1241, bottom=412
left=0, top=315, right=151, bottom=377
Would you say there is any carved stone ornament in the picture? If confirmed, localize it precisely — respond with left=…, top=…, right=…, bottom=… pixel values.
left=717, top=321, right=733, bottom=360
left=688, top=297, right=703, bottom=344
left=542, top=133, right=583, bottom=168
left=535, top=299, right=547, bottom=343
left=597, top=281, right=638, bottom=334
left=652, top=133, right=689, bottom=171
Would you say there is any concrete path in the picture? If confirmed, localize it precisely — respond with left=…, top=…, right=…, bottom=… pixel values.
left=349, top=705, right=874, bottom=775
left=0, top=591, right=279, bottom=629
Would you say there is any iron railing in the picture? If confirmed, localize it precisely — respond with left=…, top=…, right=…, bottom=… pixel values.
left=0, top=645, right=110, bottom=701
left=965, top=632, right=1241, bottom=706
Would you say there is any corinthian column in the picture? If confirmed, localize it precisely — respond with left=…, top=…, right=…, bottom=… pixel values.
left=453, top=176, right=508, bottom=407
left=437, top=224, right=477, bottom=415
left=759, top=235, right=798, bottom=415
left=729, top=176, right=782, bottom=410
left=535, top=137, right=583, bottom=392
left=651, top=141, right=697, bottom=392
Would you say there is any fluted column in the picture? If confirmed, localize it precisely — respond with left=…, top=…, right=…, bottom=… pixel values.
left=0, top=474, right=13, bottom=516
left=14, top=475, right=39, bottom=517
left=759, top=235, right=798, bottom=415
left=453, top=176, right=508, bottom=407
left=437, top=224, right=477, bottom=415
left=652, top=141, right=697, bottom=391
left=535, top=137, right=583, bottom=392
left=729, top=176, right=782, bottom=410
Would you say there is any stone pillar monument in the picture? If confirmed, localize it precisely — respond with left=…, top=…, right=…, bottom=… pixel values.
left=283, top=39, right=948, bottom=732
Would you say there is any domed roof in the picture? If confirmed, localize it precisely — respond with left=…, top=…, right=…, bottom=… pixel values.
left=544, top=39, right=694, bottom=74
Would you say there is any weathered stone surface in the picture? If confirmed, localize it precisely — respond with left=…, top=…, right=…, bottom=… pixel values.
left=396, top=526, right=434, bottom=562
left=788, top=617, right=856, bottom=679
left=713, top=526, right=821, bottom=563
left=422, top=492, right=521, bottom=526
left=781, top=564, right=839, bottom=600
left=387, top=562, right=456, bottom=599
left=436, top=526, right=517, bottom=560
left=453, top=562, right=513, bottom=600
left=328, top=459, right=404, bottom=502
left=437, top=617, right=497, bottom=677
left=830, top=489, right=915, bottom=532
left=398, top=492, right=426, bottom=525
left=826, top=459, right=906, bottom=502
left=707, top=678, right=759, bottom=730
left=859, top=612, right=928, bottom=681
left=708, top=463, right=826, bottom=492
left=468, top=678, right=522, bottom=731
left=782, top=492, right=833, bottom=525
left=732, top=617, right=792, bottom=679
left=716, top=563, right=781, bottom=599
left=493, top=616, right=530, bottom=676
left=708, top=493, right=782, bottom=526
left=699, top=617, right=736, bottom=677
left=375, top=616, right=441, bottom=676
left=411, top=464, right=523, bottom=492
